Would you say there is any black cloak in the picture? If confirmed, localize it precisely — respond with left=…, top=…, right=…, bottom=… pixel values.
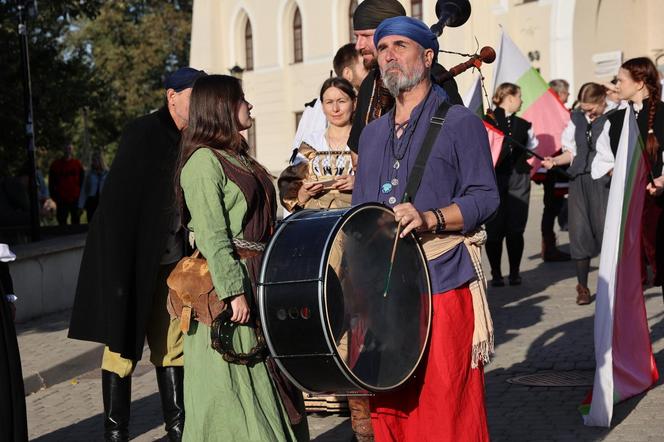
left=68, top=106, right=181, bottom=360
left=0, top=262, right=28, bottom=442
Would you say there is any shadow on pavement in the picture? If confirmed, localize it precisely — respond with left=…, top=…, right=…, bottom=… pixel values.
left=485, top=255, right=599, bottom=441
left=487, top=259, right=577, bottom=348
left=32, top=393, right=164, bottom=442
left=486, top=272, right=664, bottom=441
left=16, top=309, right=71, bottom=333
left=312, top=418, right=353, bottom=441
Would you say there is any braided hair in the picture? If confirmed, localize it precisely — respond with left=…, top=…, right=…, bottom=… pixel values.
left=621, top=57, right=662, bottom=160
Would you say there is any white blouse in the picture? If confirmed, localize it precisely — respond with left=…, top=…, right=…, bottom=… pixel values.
left=292, top=129, right=350, bottom=167
left=561, top=106, right=615, bottom=163
left=591, top=101, right=630, bottom=179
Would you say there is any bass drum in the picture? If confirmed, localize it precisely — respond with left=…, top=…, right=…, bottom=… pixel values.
left=258, top=203, right=432, bottom=394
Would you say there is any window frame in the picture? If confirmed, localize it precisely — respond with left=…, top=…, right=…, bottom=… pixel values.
left=293, top=7, right=303, bottom=63
left=245, top=19, right=254, bottom=71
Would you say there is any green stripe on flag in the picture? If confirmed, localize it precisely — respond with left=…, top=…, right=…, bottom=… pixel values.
left=618, top=135, right=645, bottom=256
left=516, top=68, right=550, bottom=114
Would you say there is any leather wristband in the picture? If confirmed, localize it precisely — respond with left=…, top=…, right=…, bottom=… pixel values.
left=434, top=208, right=446, bottom=234
left=429, top=208, right=443, bottom=233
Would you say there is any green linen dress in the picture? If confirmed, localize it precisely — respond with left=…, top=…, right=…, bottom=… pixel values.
left=180, top=148, right=304, bottom=442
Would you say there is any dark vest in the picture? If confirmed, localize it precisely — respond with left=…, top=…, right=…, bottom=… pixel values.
left=486, top=107, right=532, bottom=175
left=567, top=109, right=609, bottom=178
left=607, top=99, right=664, bottom=178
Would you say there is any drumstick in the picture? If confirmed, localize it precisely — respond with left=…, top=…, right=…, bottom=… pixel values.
left=383, top=220, right=403, bottom=298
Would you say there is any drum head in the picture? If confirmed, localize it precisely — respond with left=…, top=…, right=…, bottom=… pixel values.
left=324, top=204, right=432, bottom=391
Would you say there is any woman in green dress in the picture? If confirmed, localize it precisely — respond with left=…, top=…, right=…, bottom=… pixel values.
left=175, top=74, right=308, bottom=441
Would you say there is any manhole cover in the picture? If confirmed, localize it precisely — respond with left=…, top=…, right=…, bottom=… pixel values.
left=507, top=370, right=594, bottom=387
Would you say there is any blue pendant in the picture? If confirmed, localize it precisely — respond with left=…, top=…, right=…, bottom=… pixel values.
left=381, top=182, right=393, bottom=194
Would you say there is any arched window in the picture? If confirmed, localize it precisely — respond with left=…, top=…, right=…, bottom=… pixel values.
left=293, top=7, right=303, bottom=63
left=349, top=0, right=358, bottom=42
left=411, top=0, right=423, bottom=20
left=245, top=19, right=254, bottom=71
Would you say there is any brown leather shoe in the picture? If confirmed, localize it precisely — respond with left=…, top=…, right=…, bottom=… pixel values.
left=576, top=284, right=591, bottom=305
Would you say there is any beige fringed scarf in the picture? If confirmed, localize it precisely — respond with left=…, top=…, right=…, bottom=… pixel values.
left=420, top=229, right=494, bottom=369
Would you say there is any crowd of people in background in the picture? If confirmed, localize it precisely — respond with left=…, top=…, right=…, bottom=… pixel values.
left=284, top=43, right=664, bottom=313
left=275, top=9, right=664, bottom=438
left=0, top=143, right=108, bottom=236
left=48, top=143, right=109, bottom=225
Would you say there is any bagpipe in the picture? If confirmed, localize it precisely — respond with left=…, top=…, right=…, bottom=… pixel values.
left=429, top=0, right=497, bottom=83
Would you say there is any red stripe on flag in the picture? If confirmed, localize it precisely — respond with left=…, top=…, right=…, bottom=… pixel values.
left=483, top=121, right=504, bottom=167
left=522, top=89, right=571, bottom=177
left=612, top=158, right=659, bottom=400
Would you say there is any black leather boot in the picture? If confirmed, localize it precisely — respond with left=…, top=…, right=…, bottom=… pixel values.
left=156, top=366, right=185, bottom=442
left=102, top=369, right=131, bottom=442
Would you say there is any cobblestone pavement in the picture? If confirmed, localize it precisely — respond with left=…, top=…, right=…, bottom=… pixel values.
left=20, top=190, right=664, bottom=441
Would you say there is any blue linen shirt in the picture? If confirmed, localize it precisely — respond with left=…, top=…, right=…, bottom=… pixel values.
left=352, top=84, right=499, bottom=294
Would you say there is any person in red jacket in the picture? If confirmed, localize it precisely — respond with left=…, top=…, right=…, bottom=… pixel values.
left=49, top=143, right=84, bottom=225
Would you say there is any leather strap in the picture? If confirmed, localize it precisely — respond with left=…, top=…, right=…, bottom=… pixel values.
left=402, top=101, right=451, bottom=203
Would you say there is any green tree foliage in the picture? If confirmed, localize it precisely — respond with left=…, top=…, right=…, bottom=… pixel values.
left=70, top=0, right=192, bottom=162
left=0, top=0, right=104, bottom=174
left=0, top=0, right=192, bottom=174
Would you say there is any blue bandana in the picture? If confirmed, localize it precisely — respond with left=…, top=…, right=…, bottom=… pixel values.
left=374, top=16, right=439, bottom=60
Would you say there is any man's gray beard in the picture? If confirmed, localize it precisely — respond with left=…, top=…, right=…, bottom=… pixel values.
left=381, top=62, right=426, bottom=97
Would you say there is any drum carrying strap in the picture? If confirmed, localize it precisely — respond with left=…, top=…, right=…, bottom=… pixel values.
left=402, top=100, right=495, bottom=368
left=401, top=100, right=451, bottom=203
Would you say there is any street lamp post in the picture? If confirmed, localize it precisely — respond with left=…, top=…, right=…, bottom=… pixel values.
left=17, top=0, right=40, bottom=241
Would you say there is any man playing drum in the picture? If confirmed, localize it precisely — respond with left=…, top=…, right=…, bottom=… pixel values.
left=352, top=16, right=499, bottom=441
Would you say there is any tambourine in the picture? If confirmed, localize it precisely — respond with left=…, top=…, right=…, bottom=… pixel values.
left=210, top=307, right=268, bottom=366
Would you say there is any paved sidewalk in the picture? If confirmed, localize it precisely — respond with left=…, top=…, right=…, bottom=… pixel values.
left=18, top=191, right=664, bottom=441
left=16, top=309, right=103, bottom=395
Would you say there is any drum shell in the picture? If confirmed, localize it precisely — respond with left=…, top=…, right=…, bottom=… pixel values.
left=260, top=210, right=360, bottom=393
left=259, top=204, right=431, bottom=394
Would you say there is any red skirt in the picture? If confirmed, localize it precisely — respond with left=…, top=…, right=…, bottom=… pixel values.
left=369, top=285, right=490, bottom=442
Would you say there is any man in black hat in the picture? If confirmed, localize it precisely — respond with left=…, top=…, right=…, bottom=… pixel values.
left=68, top=67, right=206, bottom=442
left=348, top=0, right=463, bottom=154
